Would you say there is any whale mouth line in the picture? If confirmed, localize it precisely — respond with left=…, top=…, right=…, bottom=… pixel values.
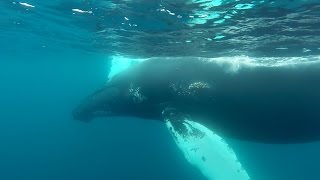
left=93, top=110, right=112, bottom=117
left=73, top=109, right=113, bottom=122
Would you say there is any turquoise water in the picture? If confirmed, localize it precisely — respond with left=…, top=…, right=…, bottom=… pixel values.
left=1, top=1, right=320, bottom=180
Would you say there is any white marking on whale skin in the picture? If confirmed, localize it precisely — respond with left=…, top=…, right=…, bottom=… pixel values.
left=188, top=82, right=211, bottom=90
left=128, top=83, right=147, bottom=103
left=170, top=81, right=213, bottom=100
left=166, top=119, right=250, bottom=180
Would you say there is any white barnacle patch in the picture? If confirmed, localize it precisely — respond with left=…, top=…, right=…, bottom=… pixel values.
left=188, top=82, right=211, bottom=90
left=128, top=83, right=147, bottom=104
left=170, top=81, right=212, bottom=100
left=170, top=81, right=190, bottom=97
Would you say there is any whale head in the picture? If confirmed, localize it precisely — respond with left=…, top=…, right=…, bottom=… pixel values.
left=72, top=82, right=159, bottom=122
left=73, top=86, right=123, bottom=122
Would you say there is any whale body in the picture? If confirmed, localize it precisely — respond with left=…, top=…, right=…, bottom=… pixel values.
left=74, top=58, right=320, bottom=143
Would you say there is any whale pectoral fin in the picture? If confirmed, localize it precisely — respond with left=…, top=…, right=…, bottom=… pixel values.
left=162, top=110, right=250, bottom=180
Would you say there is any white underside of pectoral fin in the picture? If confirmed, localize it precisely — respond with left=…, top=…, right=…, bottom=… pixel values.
left=165, top=120, right=250, bottom=180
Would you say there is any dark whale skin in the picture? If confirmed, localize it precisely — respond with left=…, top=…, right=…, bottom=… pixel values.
left=73, top=58, right=320, bottom=143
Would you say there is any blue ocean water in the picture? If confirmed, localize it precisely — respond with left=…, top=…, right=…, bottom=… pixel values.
left=1, top=1, right=320, bottom=180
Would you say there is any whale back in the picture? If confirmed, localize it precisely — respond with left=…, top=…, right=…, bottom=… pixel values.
left=128, top=58, right=320, bottom=143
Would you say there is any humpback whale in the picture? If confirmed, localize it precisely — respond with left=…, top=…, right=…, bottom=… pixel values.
left=73, top=57, right=320, bottom=180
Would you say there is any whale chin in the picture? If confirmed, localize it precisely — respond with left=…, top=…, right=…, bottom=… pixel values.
left=72, top=105, right=94, bottom=122
left=73, top=109, right=113, bottom=122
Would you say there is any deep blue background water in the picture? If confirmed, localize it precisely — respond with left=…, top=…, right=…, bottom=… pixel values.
left=1, top=0, right=320, bottom=180
left=1, top=39, right=320, bottom=180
